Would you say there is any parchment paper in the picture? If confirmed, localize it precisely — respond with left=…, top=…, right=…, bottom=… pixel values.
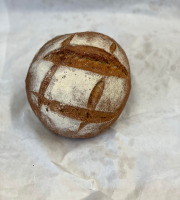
left=0, top=0, right=180, bottom=199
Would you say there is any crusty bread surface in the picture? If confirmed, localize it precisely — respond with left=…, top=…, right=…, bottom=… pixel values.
left=26, top=31, right=131, bottom=138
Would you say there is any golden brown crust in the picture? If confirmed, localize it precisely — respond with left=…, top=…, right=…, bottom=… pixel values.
left=44, top=46, right=128, bottom=78
left=31, top=91, right=117, bottom=123
left=87, top=78, right=105, bottom=110
left=25, top=31, right=131, bottom=138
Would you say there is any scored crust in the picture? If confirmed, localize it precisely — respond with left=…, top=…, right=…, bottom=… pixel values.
left=26, top=31, right=131, bottom=138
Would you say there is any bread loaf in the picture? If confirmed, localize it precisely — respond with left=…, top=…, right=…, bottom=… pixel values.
left=26, top=32, right=131, bottom=138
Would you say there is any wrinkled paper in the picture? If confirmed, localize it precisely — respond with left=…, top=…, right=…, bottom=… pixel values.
left=0, top=0, right=180, bottom=199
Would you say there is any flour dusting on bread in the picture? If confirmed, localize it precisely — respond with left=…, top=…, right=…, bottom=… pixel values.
left=41, top=105, right=81, bottom=132
left=26, top=32, right=131, bottom=138
left=78, top=120, right=113, bottom=136
left=70, top=34, right=113, bottom=53
left=96, top=77, right=126, bottom=112
left=44, top=66, right=102, bottom=109
left=113, top=46, right=129, bottom=70
left=30, top=60, right=53, bottom=92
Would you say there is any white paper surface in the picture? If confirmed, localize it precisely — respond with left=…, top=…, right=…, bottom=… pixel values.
left=0, top=0, right=180, bottom=199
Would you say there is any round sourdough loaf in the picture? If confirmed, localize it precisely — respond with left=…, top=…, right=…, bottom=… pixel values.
left=26, top=32, right=131, bottom=138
